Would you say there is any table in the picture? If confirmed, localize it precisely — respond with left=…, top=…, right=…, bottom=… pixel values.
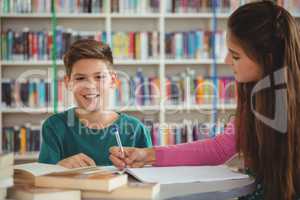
left=158, top=177, right=255, bottom=200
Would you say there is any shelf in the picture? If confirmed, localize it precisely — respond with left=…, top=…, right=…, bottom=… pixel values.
left=115, top=105, right=160, bottom=111
left=164, top=13, right=230, bottom=19
left=1, top=60, right=64, bottom=66
left=110, top=13, right=160, bottom=18
left=164, top=59, right=225, bottom=65
left=2, top=12, right=300, bottom=19
left=114, top=59, right=161, bottom=65
left=0, top=13, right=106, bottom=18
left=165, top=104, right=236, bottom=110
left=1, top=104, right=236, bottom=113
left=1, top=59, right=226, bottom=66
left=1, top=107, right=54, bottom=113
left=1, top=60, right=161, bottom=66
left=14, top=152, right=39, bottom=160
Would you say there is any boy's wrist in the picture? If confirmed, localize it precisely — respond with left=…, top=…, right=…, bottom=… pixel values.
left=144, top=148, right=156, bottom=165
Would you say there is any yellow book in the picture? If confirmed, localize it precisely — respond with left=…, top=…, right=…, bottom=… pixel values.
left=196, top=76, right=204, bottom=104
left=20, top=127, right=27, bottom=154
left=14, top=163, right=127, bottom=192
left=135, top=33, right=141, bottom=60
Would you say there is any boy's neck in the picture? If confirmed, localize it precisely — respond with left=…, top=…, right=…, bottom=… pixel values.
left=75, top=108, right=119, bottom=129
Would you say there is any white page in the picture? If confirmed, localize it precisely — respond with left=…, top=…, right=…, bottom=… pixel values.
left=14, top=162, right=69, bottom=176
left=126, top=165, right=249, bottom=184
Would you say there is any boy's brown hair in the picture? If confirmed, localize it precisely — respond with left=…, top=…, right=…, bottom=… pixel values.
left=63, top=39, right=113, bottom=76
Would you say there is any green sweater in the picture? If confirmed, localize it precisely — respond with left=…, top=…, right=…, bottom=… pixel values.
left=38, top=108, right=152, bottom=166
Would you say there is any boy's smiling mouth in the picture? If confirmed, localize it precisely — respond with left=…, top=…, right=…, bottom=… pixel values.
left=82, top=94, right=100, bottom=100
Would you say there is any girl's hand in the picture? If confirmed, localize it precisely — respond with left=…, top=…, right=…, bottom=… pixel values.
left=57, top=153, right=96, bottom=168
left=109, top=147, right=156, bottom=170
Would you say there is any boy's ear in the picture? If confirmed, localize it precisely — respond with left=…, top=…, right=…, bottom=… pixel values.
left=110, top=72, right=117, bottom=88
left=64, top=75, right=71, bottom=90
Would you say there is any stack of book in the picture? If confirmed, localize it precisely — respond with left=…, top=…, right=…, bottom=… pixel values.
left=165, top=30, right=227, bottom=60
left=111, top=0, right=160, bottom=13
left=2, top=124, right=41, bottom=155
left=0, top=153, right=14, bottom=200
left=1, top=28, right=106, bottom=61
left=8, top=163, right=160, bottom=200
left=0, top=0, right=105, bottom=14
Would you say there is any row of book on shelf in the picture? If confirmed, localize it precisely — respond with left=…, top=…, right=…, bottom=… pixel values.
left=2, top=118, right=227, bottom=155
left=1, top=70, right=236, bottom=109
left=1, top=28, right=227, bottom=61
left=165, top=0, right=300, bottom=13
left=111, top=0, right=160, bottom=13
left=1, top=28, right=107, bottom=61
left=0, top=0, right=105, bottom=13
left=165, top=30, right=226, bottom=60
left=2, top=0, right=299, bottom=14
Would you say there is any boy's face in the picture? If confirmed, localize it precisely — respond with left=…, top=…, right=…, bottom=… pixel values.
left=64, top=59, right=116, bottom=112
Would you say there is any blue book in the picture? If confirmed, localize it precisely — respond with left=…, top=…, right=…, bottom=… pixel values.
left=188, top=31, right=196, bottom=58
left=56, top=27, right=63, bottom=59
left=37, top=31, right=44, bottom=60
left=175, top=128, right=181, bottom=144
left=195, top=30, right=204, bottom=58
left=7, top=29, right=13, bottom=60
left=39, top=79, right=46, bottom=107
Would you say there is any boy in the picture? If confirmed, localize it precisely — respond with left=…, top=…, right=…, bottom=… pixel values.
left=38, top=39, right=152, bottom=168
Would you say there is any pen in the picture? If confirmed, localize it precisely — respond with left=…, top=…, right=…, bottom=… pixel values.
left=112, top=125, right=124, bottom=158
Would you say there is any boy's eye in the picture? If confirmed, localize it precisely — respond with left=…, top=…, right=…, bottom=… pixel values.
left=75, top=77, right=85, bottom=81
left=96, top=75, right=107, bottom=80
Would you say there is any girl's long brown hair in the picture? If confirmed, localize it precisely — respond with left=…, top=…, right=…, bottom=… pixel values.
left=228, top=1, right=300, bottom=200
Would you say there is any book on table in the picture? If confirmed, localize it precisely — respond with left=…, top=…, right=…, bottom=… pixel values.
left=14, top=162, right=128, bottom=192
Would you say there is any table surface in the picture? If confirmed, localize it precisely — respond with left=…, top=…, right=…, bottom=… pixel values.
left=157, top=177, right=255, bottom=200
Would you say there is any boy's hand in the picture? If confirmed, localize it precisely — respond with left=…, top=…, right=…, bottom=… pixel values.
left=109, top=147, right=155, bottom=170
left=58, top=153, right=96, bottom=168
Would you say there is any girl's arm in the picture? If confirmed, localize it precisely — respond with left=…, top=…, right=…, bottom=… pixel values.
left=154, top=120, right=236, bottom=166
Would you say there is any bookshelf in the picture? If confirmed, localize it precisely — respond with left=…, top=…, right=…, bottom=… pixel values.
left=2, top=0, right=296, bottom=160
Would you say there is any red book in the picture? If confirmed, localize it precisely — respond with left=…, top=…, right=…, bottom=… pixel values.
left=47, top=33, right=53, bottom=60
left=166, top=78, right=171, bottom=103
left=28, top=32, right=33, bottom=60
left=32, top=33, right=38, bottom=60
left=128, top=32, right=135, bottom=59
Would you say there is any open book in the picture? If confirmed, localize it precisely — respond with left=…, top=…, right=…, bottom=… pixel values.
left=123, top=165, right=249, bottom=185
left=14, top=163, right=128, bottom=192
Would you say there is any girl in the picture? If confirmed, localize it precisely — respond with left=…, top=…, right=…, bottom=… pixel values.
left=109, top=1, right=300, bottom=200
